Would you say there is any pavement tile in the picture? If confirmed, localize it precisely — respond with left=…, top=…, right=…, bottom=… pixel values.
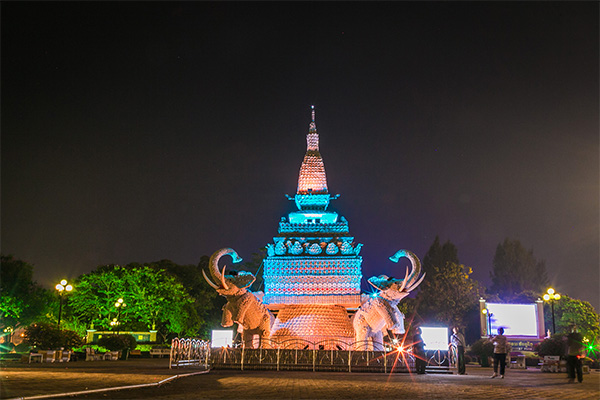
left=1, top=359, right=598, bottom=400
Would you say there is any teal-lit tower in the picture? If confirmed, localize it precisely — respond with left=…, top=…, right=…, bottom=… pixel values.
left=263, top=107, right=363, bottom=343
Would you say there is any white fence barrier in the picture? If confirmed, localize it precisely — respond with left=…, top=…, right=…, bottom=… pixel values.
left=170, top=337, right=449, bottom=373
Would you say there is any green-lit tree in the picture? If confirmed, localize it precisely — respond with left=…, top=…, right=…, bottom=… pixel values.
left=67, top=265, right=200, bottom=340
left=147, top=259, right=217, bottom=338
left=0, top=255, right=53, bottom=330
left=544, top=294, right=600, bottom=339
left=489, top=238, right=548, bottom=299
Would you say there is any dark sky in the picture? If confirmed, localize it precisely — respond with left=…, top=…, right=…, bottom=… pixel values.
left=2, top=2, right=598, bottom=310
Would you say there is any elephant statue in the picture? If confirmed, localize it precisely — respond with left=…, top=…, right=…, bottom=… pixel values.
left=353, top=249, right=426, bottom=351
left=203, top=248, right=274, bottom=348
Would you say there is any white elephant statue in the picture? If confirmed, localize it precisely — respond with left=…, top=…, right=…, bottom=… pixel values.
left=353, top=249, right=425, bottom=351
left=203, top=248, right=274, bottom=348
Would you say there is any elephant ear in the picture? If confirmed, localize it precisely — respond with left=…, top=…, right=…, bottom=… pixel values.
left=367, top=274, right=407, bottom=291
left=225, top=270, right=256, bottom=290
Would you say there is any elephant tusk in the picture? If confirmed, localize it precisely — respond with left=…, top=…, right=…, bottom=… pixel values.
left=405, top=272, right=426, bottom=292
left=202, top=269, right=220, bottom=290
left=398, top=267, right=409, bottom=292
left=220, top=264, right=230, bottom=290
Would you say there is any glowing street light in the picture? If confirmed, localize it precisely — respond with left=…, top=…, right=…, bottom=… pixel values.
left=543, top=288, right=561, bottom=335
left=55, top=280, right=73, bottom=330
left=112, top=298, right=126, bottom=334
left=482, top=308, right=493, bottom=336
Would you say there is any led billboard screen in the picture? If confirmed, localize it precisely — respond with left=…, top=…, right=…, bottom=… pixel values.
left=486, top=303, right=539, bottom=337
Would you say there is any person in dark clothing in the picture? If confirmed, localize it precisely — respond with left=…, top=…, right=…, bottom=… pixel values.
left=566, top=325, right=584, bottom=383
left=413, top=327, right=427, bottom=374
left=450, top=326, right=466, bottom=375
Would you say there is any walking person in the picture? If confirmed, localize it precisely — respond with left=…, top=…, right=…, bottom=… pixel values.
left=450, top=326, right=466, bottom=375
left=490, top=327, right=508, bottom=378
left=565, top=325, right=584, bottom=383
left=413, top=327, right=427, bottom=374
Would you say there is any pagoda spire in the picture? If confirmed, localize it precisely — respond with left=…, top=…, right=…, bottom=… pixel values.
left=295, top=106, right=330, bottom=210
left=307, top=105, right=319, bottom=151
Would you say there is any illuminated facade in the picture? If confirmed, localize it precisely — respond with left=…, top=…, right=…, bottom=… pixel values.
left=204, top=107, right=426, bottom=349
left=262, top=106, right=363, bottom=343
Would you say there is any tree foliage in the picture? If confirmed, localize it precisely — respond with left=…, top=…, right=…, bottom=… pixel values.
left=416, top=262, right=481, bottom=328
left=489, top=238, right=548, bottom=299
left=422, top=236, right=459, bottom=276
left=67, top=264, right=200, bottom=338
left=544, top=295, right=600, bottom=339
left=415, top=238, right=480, bottom=329
left=0, top=255, right=53, bottom=329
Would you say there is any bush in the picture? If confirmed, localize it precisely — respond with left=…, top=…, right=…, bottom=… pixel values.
left=14, top=343, right=31, bottom=353
left=535, top=335, right=566, bottom=357
left=97, top=334, right=137, bottom=351
left=469, top=338, right=494, bottom=366
left=23, top=322, right=83, bottom=349
left=525, top=357, right=540, bottom=367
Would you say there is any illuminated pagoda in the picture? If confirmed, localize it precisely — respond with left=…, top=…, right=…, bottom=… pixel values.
left=263, top=106, right=363, bottom=344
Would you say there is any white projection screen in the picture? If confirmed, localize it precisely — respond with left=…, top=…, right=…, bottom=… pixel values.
left=486, top=303, right=539, bottom=337
left=420, top=327, right=449, bottom=350
left=211, top=330, right=233, bottom=348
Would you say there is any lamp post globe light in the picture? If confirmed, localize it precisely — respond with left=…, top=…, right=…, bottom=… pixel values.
left=111, top=298, right=126, bottom=334
left=543, top=288, right=561, bottom=335
left=481, top=308, right=493, bottom=336
left=55, top=279, right=73, bottom=330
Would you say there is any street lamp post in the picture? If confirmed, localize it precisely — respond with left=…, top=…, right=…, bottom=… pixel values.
left=55, top=280, right=73, bottom=330
left=110, top=298, right=126, bottom=335
left=482, top=308, right=493, bottom=336
left=543, top=288, right=561, bottom=335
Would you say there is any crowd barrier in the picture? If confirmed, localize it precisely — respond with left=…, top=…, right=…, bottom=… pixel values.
left=170, top=337, right=449, bottom=373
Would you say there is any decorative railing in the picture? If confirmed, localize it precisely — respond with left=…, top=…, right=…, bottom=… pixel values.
left=170, top=337, right=449, bottom=373
left=169, top=338, right=210, bottom=369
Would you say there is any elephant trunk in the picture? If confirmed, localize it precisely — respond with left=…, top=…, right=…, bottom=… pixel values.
left=205, top=248, right=243, bottom=290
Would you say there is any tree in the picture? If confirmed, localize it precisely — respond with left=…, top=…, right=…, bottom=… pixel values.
left=414, top=237, right=481, bottom=331
left=544, top=295, right=600, bottom=339
left=489, top=238, right=548, bottom=299
left=198, top=256, right=226, bottom=338
left=147, top=259, right=217, bottom=337
left=0, top=255, right=53, bottom=330
left=416, top=262, right=481, bottom=328
left=67, top=265, right=199, bottom=339
left=422, top=236, right=459, bottom=276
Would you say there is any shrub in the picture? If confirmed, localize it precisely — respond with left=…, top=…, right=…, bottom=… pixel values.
left=14, top=343, right=31, bottom=353
left=97, top=334, right=137, bottom=351
left=469, top=338, right=494, bottom=366
left=535, top=335, right=566, bottom=357
left=525, top=357, right=540, bottom=367
left=23, top=322, right=84, bottom=349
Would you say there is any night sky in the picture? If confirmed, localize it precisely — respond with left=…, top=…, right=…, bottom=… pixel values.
left=3, top=2, right=598, bottom=310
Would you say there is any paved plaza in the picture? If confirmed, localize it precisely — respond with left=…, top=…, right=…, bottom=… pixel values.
left=1, top=359, right=598, bottom=400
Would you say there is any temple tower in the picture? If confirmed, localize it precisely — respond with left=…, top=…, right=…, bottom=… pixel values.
left=263, top=106, right=363, bottom=345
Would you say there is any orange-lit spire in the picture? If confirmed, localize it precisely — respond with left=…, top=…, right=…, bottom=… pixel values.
left=297, top=106, right=328, bottom=197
